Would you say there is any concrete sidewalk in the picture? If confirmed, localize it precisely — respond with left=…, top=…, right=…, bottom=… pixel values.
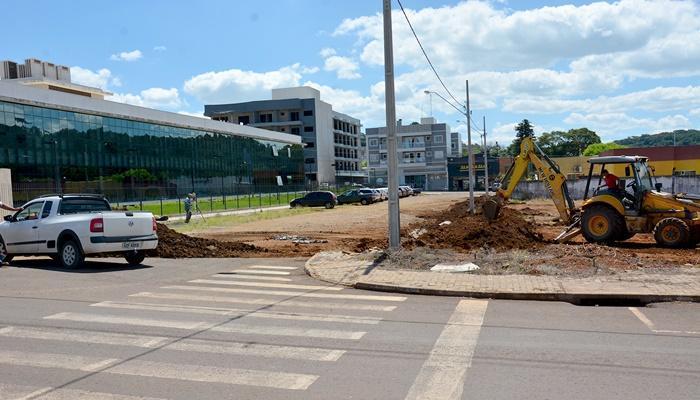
left=305, top=251, right=700, bottom=303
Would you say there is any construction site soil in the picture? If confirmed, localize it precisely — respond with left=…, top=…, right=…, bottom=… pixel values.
left=166, top=194, right=697, bottom=275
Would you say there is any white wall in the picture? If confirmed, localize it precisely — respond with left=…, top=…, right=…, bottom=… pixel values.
left=0, top=169, right=13, bottom=217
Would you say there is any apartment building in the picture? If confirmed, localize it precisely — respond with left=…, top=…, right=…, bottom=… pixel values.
left=366, top=117, right=452, bottom=190
left=204, top=86, right=364, bottom=185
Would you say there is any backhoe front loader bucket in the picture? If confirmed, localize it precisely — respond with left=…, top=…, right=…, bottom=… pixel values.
left=483, top=197, right=502, bottom=221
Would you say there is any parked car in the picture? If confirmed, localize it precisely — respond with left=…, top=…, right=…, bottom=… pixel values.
left=411, top=187, right=423, bottom=195
left=399, top=186, right=414, bottom=197
left=290, top=191, right=337, bottom=209
left=376, top=188, right=389, bottom=201
left=359, top=188, right=382, bottom=203
left=0, top=194, right=158, bottom=269
left=338, top=189, right=378, bottom=205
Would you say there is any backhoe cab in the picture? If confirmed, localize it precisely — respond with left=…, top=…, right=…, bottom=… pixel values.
left=580, top=156, right=700, bottom=248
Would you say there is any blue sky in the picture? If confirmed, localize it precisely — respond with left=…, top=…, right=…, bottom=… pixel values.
left=3, top=0, right=699, bottom=146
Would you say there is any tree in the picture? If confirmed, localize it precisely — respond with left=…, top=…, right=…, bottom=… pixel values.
left=537, top=128, right=601, bottom=156
left=508, top=119, right=535, bottom=156
left=583, top=142, right=627, bottom=156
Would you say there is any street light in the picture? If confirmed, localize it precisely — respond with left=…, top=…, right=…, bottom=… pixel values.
left=424, top=87, right=476, bottom=213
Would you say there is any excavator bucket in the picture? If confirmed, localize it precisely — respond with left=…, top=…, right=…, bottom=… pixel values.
left=482, top=197, right=502, bottom=221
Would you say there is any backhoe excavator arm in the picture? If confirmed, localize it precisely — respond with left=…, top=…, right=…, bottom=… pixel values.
left=488, top=136, right=577, bottom=224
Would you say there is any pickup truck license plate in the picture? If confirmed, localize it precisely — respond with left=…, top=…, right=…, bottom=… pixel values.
left=122, top=242, right=141, bottom=249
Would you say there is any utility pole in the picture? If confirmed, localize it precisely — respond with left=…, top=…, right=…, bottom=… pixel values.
left=483, top=115, right=489, bottom=196
left=383, top=0, right=400, bottom=249
left=465, top=80, right=475, bottom=213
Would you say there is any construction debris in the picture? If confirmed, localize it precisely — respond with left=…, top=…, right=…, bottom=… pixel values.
left=273, top=234, right=328, bottom=244
left=148, top=224, right=262, bottom=258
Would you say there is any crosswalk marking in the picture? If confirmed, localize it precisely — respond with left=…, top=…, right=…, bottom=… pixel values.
left=133, top=291, right=398, bottom=312
left=404, top=299, right=488, bottom=400
left=0, top=350, right=118, bottom=372
left=107, top=360, right=318, bottom=390
left=212, top=323, right=366, bottom=340
left=167, top=339, right=345, bottom=362
left=188, top=279, right=344, bottom=291
left=44, top=312, right=212, bottom=330
left=230, top=269, right=291, bottom=275
left=0, top=326, right=169, bottom=348
left=0, top=383, right=52, bottom=400
left=28, top=388, right=167, bottom=400
left=93, top=301, right=382, bottom=324
left=162, top=285, right=407, bottom=302
left=247, top=265, right=298, bottom=270
left=211, top=273, right=291, bottom=282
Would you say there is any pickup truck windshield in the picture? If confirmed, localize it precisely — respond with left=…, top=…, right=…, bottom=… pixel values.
left=59, top=198, right=111, bottom=214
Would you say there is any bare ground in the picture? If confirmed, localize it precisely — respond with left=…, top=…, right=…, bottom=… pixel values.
left=176, top=194, right=697, bottom=275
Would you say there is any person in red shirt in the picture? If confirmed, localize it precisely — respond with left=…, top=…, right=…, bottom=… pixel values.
left=602, top=169, right=619, bottom=190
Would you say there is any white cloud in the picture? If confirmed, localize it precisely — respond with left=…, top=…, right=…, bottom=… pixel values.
left=504, top=86, right=700, bottom=115
left=564, top=112, right=691, bottom=139
left=323, top=55, right=361, bottom=80
left=110, top=50, right=143, bottom=62
left=153, top=46, right=167, bottom=52
left=183, top=63, right=308, bottom=103
left=335, top=0, right=700, bottom=76
left=70, top=66, right=120, bottom=90
left=108, top=87, right=183, bottom=110
left=690, top=108, right=700, bottom=117
left=319, top=48, right=337, bottom=58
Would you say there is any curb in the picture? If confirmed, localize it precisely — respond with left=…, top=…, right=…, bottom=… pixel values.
left=354, top=281, right=700, bottom=304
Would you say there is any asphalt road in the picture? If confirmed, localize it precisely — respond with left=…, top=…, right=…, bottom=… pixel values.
left=0, top=257, right=697, bottom=400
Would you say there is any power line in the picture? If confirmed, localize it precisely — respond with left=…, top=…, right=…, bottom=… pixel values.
left=396, top=0, right=464, bottom=113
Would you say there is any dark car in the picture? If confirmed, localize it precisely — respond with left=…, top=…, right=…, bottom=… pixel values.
left=411, top=186, right=422, bottom=195
left=290, top=191, right=337, bottom=209
left=337, top=189, right=377, bottom=205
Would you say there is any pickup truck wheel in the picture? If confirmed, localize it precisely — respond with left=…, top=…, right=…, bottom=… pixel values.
left=125, top=250, right=146, bottom=266
left=59, top=240, right=85, bottom=269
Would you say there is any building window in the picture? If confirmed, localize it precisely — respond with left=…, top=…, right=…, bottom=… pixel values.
left=369, top=139, right=378, bottom=147
left=304, top=158, right=316, bottom=164
left=238, top=115, right=250, bottom=125
left=434, top=135, right=443, bottom=144
left=370, top=154, right=379, bottom=162
left=280, top=112, right=286, bottom=116
left=291, top=111, right=299, bottom=121
left=305, top=141, right=315, bottom=148
left=291, top=127, right=300, bottom=135
left=425, top=136, right=431, bottom=141
left=304, top=126, right=314, bottom=132
left=260, top=113, right=272, bottom=123
left=280, top=128, right=286, bottom=132
left=303, top=110, right=313, bottom=116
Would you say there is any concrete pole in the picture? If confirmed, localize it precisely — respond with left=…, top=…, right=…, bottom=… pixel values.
left=483, top=115, right=489, bottom=195
left=383, top=0, right=401, bottom=249
left=466, top=80, right=475, bottom=213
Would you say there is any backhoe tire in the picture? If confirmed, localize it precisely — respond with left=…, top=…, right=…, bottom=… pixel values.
left=653, top=218, right=691, bottom=248
left=581, top=204, right=625, bottom=244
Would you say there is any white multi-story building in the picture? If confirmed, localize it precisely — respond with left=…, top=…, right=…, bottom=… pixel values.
left=366, top=117, right=456, bottom=190
left=205, top=86, right=365, bottom=185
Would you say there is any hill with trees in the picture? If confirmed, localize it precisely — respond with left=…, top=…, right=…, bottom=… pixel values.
left=614, top=129, right=699, bottom=147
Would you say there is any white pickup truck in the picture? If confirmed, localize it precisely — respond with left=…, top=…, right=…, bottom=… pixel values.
left=0, top=194, right=158, bottom=268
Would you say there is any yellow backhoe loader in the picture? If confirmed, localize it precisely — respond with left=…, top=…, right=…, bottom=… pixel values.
left=484, top=136, right=700, bottom=248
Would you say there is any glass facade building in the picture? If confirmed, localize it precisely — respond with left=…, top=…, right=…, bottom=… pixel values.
left=0, top=98, right=305, bottom=203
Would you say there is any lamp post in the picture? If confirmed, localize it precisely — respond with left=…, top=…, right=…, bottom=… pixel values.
left=424, top=88, right=476, bottom=213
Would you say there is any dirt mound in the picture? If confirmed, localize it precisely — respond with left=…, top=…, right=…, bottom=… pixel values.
left=407, top=199, right=544, bottom=250
left=149, top=224, right=264, bottom=258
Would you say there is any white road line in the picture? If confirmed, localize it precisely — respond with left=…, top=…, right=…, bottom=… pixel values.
left=168, top=339, right=345, bottom=362
left=94, top=301, right=382, bottom=324
left=404, top=299, right=488, bottom=400
left=212, top=323, right=366, bottom=340
left=44, top=312, right=212, bottom=330
left=0, top=350, right=118, bottom=372
left=211, top=273, right=291, bottom=282
left=247, top=265, right=298, bottom=270
left=189, top=279, right=343, bottom=291
left=0, top=326, right=169, bottom=348
left=134, top=291, right=398, bottom=312
left=32, top=388, right=167, bottom=400
left=230, top=269, right=291, bottom=276
left=161, top=285, right=407, bottom=302
left=629, top=307, right=656, bottom=331
left=629, top=307, right=700, bottom=335
left=0, top=383, right=52, bottom=400
left=108, top=360, right=318, bottom=390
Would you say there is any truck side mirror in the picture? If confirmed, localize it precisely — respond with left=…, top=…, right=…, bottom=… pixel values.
left=655, top=183, right=662, bottom=191
left=3, top=215, right=13, bottom=222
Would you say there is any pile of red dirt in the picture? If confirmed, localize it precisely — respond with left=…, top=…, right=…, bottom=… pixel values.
left=407, top=199, right=545, bottom=250
left=148, top=224, right=264, bottom=258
